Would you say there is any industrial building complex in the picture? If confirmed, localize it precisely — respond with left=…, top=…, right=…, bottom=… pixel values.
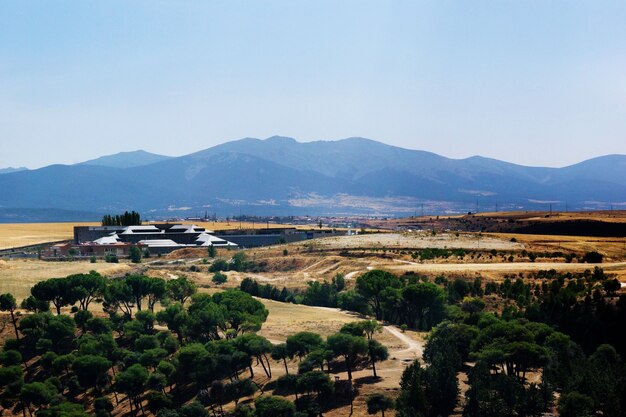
left=42, top=223, right=344, bottom=259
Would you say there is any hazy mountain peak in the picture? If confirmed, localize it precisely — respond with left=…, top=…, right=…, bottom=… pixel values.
left=264, top=135, right=297, bottom=143
left=80, top=150, right=172, bottom=168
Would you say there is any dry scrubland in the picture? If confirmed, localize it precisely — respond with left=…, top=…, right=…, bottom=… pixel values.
left=1, top=221, right=626, bottom=417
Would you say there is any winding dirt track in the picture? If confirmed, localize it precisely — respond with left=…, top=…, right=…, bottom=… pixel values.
left=384, top=325, right=424, bottom=358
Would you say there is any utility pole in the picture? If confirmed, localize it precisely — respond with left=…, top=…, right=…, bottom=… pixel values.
left=549, top=203, right=552, bottom=215
left=421, top=204, right=424, bottom=217
left=495, top=203, right=498, bottom=213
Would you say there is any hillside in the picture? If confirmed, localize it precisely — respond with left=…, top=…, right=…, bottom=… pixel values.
left=1, top=136, right=625, bottom=220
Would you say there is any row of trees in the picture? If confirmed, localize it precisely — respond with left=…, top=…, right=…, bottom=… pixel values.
left=26, top=272, right=197, bottom=316
left=101, top=211, right=142, bottom=227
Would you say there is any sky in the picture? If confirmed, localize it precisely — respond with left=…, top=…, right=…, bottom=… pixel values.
left=1, top=1, right=625, bottom=169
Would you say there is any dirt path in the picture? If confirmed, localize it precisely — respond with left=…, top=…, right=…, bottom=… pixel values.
left=384, top=325, right=424, bottom=359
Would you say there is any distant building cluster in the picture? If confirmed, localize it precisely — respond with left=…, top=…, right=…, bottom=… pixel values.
left=43, top=223, right=344, bottom=259
left=46, top=224, right=236, bottom=258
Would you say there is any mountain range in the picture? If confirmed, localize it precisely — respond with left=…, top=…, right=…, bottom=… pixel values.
left=1, top=136, right=625, bottom=221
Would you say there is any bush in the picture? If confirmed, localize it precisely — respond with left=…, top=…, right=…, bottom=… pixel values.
left=212, top=272, right=228, bottom=285
left=209, top=259, right=229, bottom=272
left=104, top=253, right=118, bottom=263
left=582, top=251, right=603, bottom=263
left=129, top=246, right=142, bottom=263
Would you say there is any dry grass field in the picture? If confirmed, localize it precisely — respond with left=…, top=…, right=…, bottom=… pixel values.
left=0, top=259, right=132, bottom=301
left=489, top=232, right=626, bottom=259
left=301, top=232, right=523, bottom=251
left=0, top=222, right=94, bottom=250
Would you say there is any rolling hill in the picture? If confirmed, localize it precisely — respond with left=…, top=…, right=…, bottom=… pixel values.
left=1, top=136, right=625, bottom=220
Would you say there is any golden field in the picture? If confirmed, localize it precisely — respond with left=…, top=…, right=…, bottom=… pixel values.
left=0, top=222, right=94, bottom=250
left=0, top=259, right=132, bottom=301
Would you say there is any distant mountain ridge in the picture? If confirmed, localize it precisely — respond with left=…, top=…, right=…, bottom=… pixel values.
left=80, top=150, right=172, bottom=168
left=1, top=136, right=625, bottom=221
left=0, top=167, right=28, bottom=175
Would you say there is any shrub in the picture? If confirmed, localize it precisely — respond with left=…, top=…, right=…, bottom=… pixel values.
left=582, top=251, right=603, bottom=263
left=212, top=272, right=227, bottom=285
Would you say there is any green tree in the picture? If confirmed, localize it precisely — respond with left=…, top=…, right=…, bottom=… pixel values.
left=271, top=343, right=291, bottom=374
left=72, top=355, right=112, bottom=392
left=368, top=339, right=389, bottom=378
left=146, top=278, right=167, bottom=312
left=361, top=320, right=383, bottom=340
left=103, top=278, right=135, bottom=317
left=0, top=293, right=20, bottom=339
left=402, top=283, right=447, bottom=330
left=366, top=393, right=394, bottom=417
left=156, top=303, right=188, bottom=344
left=166, top=277, right=197, bottom=304
left=425, top=350, right=459, bottom=417
left=395, top=360, right=428, bottom=417
left=254, top=396, right=296, bottom=417
left=297, top=371, right=334, bottom=398
left=461, top=296, right=486, bottom=320
left=286, top=332, right=323, bottom=361
left=582, top=344, right=623, bottom=417
left=231, top=252, right=249, bottom=272
left=557, top=391, right=595, bottom=417
left=31, top=278, right=74, bottom=315
left=356, top=270, right=401, bottom=320
left=208, top=245, right=217, bottom=258
left=67, top=271, right=106, bottom=310
left=20, top=382, right=55, bottom=416
left=327, top=333, right=368, bottom=381
left=115, top=364, right=148, bottom=415
left=129, top=246, right=142, bottom=263
left=234, top=334, right=274, bottom=378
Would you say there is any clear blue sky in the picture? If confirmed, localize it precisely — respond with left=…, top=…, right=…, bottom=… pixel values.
left=1, top=1, right=625, bottom=168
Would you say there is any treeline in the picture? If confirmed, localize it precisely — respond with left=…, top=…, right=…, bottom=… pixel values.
left=0, top=272, right=397, bottom=417
left=209, top=252, right=267, bottom=274
left=241, top=271, right=448, bottom=330
left=101, top=211, right=142, bottom=226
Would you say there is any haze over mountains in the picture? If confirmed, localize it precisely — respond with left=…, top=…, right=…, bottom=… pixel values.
left=1, top=136, right=625, bottom=222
